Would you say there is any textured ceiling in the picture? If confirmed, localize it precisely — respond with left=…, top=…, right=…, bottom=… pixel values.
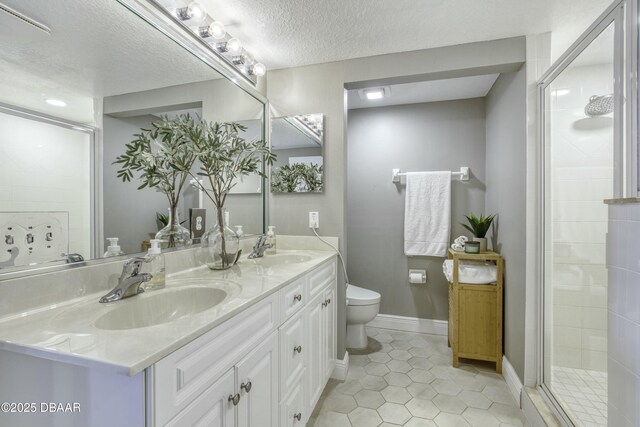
left=195, top=0, right=611, bottom=70
left=0, top=0, right=220, bottom=123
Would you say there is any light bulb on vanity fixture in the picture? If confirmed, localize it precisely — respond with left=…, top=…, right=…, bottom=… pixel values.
left=198, top=20, right=226, bottom=39
left=175, top=1, right=207, bottom=23
left=247, top=62, right=266, bottom=76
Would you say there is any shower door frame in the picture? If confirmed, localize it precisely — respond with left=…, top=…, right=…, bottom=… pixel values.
left=536, top=0, right=637, bottom=425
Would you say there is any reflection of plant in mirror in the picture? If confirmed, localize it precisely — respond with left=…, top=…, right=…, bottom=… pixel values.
left=271, top=163, right=323, bottom=193
left=114, top=114, right=197, bottom=248
left=185, top=121, right=276, bottom=269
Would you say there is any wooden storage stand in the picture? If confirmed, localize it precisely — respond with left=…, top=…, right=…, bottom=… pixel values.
left=447, top=249, right=503, bottom=373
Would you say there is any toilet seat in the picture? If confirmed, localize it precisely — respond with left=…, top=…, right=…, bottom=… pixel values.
left=346, top=284, right=381, bottom=306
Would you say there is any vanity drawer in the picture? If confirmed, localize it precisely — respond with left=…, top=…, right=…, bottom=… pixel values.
left=279, top=309, right=306, bottom=400
left=308, top=259, right=336, bottom=298
left=153, top=294, right=278, bottom=427
left=279, top=276, right=307, bottom=323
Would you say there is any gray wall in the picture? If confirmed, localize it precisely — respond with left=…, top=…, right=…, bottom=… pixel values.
left=346, top=99, right=487, bottom=320
left=267, top=36, right=526, bottom=361
left=485, top=67, right=527, bottom=380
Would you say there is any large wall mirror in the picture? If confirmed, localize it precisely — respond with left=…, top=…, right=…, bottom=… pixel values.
left=0, top=0, right=266, bottom=273
left=271, top=114, right=324, bottom=193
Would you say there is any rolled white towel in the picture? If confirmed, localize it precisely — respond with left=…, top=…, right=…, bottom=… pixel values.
left=451, top=243, right=465, bottom=252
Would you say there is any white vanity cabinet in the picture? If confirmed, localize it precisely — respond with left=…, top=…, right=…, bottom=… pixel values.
left=0, top=256, right=337, bottom=427
left=152, top=257, right=337, bottom=427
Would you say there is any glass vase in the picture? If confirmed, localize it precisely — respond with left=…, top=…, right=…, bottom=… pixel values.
left=201, top=207, right=240, bottom=270
left=155, top=206, right=192, bottom=249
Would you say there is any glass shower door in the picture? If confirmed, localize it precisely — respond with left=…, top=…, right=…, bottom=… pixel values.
left=540, top=16, right=618, bottom=427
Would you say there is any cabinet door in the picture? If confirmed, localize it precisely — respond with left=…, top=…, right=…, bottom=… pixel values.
left=279, top=309, right=306, bottom=398
left=164, top=368, right=236, bottom=427
left=237, top=332, right=279, bottom=427
left=279, top=373, right=306, bottom=427
left=323, top=285, right=336, bottom=380
left=306, top=292, right=325, bottom=411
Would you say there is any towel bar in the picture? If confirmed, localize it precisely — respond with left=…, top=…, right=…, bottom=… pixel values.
left=392, top=167, right=469, bottom=183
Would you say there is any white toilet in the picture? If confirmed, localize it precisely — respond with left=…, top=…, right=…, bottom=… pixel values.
left=346, top=284, right=381, bottom=349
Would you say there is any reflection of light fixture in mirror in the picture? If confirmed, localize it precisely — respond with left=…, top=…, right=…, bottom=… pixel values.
left=175, top=1, right=207, bottom=23
left=198, top=21, right=226, bottom=39
left=45, top=99, right=67, bottom=107
left=552, top=89, right=570, bottom=96
left=247, top=63, right=266, bottom=77
left=294, top=114, right=324, bottom=137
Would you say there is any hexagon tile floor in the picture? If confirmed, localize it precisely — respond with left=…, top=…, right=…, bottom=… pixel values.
left=306, top=326, right=527, bottom=427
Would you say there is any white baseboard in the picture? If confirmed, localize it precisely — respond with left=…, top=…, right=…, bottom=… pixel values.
left=502, top=355, right=523, bottom=407
left=368, top=314, right=448, bottom=336
left=331, top=351, right=349, bottom=380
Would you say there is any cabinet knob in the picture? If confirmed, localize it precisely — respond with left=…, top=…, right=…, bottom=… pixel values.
left=228, top=393, right=240, bottom=406
left=293, top=294, right=302, bottom=302
left=293, top=412, right=302, bottom=421
left=241, top=381, right=252, bottom=393
left=325, top=298, right=331, bottom=305
left=322, top=301, right=327, bottom=308
left=294, top=345, right=302, bottom=354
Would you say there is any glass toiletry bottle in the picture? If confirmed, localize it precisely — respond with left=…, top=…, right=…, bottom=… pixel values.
left=143, top=239, right=166, bottom=290
left=266, top=225, right=276, bottom=255
left=235, top=225, right=244, bottom=238
left=104, top=237, right=124, bottom=257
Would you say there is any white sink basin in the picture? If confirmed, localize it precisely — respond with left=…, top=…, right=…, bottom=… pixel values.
left=94, top=286, right=227, bottom=330
left=252, top=254, right=312, bottom=267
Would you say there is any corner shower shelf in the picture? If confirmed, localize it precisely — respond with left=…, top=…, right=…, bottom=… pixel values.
left=447, top=249, right=504, bottom=373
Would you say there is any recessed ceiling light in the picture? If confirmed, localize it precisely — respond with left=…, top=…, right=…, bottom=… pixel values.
left=365, top=89, right=385, bottom=100
left=45, top=99, right=67, bottom=107
left=357, top=86, right=391, bottom=101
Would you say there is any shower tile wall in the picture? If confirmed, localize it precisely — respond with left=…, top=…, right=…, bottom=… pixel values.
left=607, top=203, right=640, bottom=427
left=550, top=64, right=613, bottom=371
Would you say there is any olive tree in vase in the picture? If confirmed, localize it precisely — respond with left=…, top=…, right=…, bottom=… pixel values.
left=114, top=114, right=197, bottom=249
left=185, top=120, right=275, bottom=270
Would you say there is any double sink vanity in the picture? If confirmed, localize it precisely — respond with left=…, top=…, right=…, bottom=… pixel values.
left=0, top=238, right=338, bottom=427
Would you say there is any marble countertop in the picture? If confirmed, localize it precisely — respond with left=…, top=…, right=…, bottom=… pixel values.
left=0, top=250, right=335, bottom=376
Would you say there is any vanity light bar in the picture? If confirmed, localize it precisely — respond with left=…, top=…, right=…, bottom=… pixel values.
left=294, top=114, right=323, bottom=137
left=167, top=1, right=266, bottom=84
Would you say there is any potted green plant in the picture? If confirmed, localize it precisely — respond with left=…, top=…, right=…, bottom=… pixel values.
left=460, top=213, right=496, bottom=253
left=114, top=114, right=197, bottom=248
left=183, top=120, right=275, bottom=270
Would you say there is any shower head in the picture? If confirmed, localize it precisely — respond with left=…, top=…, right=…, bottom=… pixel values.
left=584, top=94, right=613, bottom=117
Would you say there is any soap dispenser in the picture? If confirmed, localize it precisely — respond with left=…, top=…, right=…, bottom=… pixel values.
left=104, top=237, right=124, bottom=257
left=143, top=239, right=166, bottom=290
left=266, top=225, right=276, bottom=255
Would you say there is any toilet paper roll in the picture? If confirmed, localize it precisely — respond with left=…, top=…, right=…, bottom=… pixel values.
left=409, top=271, right=426, bottom=284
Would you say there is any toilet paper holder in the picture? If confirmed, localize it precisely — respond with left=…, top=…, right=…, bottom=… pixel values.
left=409, top=269, right=427, bottom=284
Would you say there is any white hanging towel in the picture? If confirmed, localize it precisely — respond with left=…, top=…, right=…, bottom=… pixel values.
left=404, top=171, right=451, bottom=257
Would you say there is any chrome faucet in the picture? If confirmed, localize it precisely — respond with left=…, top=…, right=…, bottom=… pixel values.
left=99, top=257, right=152, bottom=303
left=248, top=235, right=272, bottom=259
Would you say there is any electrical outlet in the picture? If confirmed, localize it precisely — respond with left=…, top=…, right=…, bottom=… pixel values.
left=309, top=211, right=319, bottom=229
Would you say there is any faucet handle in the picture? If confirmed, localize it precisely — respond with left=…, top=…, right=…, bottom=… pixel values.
left=121, top=256, right=148, bottom=277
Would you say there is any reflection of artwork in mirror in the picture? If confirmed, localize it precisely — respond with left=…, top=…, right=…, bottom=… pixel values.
left=0, top=0, right=265, bottom=272
left=271, top=114, right=324, bottom=193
